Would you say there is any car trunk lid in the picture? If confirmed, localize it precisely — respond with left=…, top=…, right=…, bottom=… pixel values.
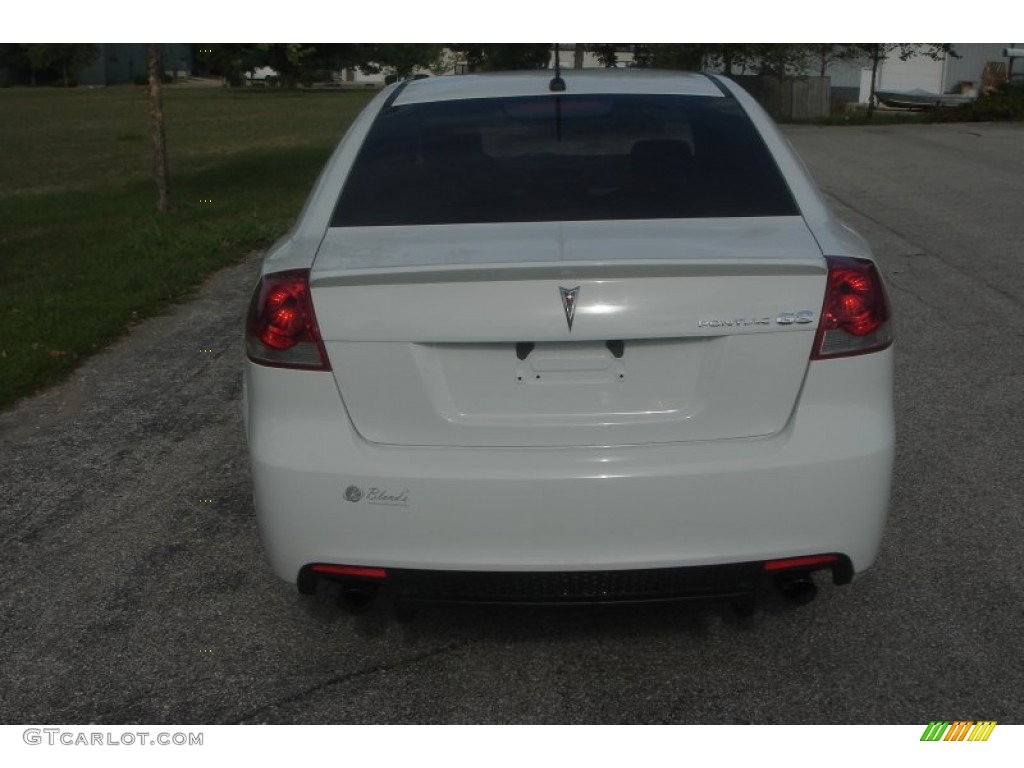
left=310, top=218, right=825, bottom=448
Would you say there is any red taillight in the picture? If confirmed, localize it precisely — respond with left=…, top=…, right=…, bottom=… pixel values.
left=812, top=256, right=892, bottom=359
left=246, top=269, right=330, bottom=370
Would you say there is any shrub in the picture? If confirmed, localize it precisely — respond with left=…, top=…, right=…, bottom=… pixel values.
left=928, top=91, right=1024, bottom=122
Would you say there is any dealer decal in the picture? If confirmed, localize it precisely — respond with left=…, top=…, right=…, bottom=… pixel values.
left=344, top=485, right=409, bottom=507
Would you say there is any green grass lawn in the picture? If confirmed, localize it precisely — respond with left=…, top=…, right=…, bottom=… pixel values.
left=0, top=85, right=376, bottom=410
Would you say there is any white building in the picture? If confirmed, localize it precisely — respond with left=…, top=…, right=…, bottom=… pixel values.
left=823, top=44, right=1014, bottom=104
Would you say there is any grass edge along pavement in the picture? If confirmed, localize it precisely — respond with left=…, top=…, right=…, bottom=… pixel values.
left=0, top=88, right=374, bottom=412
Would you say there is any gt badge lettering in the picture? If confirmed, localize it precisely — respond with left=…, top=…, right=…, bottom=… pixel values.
left=559, top=286, right=580, bottom=332
left=776, top=310, right=816, bottom=325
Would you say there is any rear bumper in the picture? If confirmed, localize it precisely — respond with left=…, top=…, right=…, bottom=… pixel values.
left=244, top=348, right=894, bottom=584
left=299, top=556, right=853, bottom=606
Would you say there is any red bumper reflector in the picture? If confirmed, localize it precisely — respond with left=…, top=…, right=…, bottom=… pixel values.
left=311, top=564, right=388, bottom=580
left=763, top=555, right=839, bottom=572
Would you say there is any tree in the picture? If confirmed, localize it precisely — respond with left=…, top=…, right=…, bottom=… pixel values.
left=195, top=43, right=264, bottom=85
left=809, top=44, right=866, bottom=78
left=448, top=44, right=551, bottom=72
left=693, top=45, right=810, bottom=77
left=424, top=47, right=458, bottom=76
left=364, top=44, right=443, bottom=80
left=573, top=44, right=585, bottom=70
left=748, top=44, right=816, bottom=78
left=628, top=45, right=732, bottom=72
left=197, top=43, right=442, bottom=86
left=705, top=44, right=757, bottom=75
left=589, top=44, right=626, bottom=68
left=258, top=44, right=319, bottom=87
left=855, top=44, right=958, bottom=117
left=20, top=44, right=99, bottom=87
left=148, top=44, right=171, bottom=213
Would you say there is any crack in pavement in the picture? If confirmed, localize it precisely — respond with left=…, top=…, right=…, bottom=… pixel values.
left=884, top=279, right=945, bottom=313
left=231, top=640, right=471, bottom=724
left=822, top=189, right=1024, bottom=309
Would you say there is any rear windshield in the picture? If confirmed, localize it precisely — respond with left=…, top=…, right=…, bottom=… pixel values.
left=331, top=93, right=798, bottom=227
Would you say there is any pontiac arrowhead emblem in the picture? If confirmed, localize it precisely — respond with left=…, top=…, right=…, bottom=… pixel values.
left=559, top=286, right=580, bottom=332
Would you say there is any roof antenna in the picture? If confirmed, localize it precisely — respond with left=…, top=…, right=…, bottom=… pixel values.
left=549, top=43, right=566, bottom=92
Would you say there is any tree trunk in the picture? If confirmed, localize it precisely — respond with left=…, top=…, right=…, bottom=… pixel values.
left=148, top=44, right=172, bottom=213
left=867, top=46, right=881, bottom=119
left=573, top=44, right=585, bottom=70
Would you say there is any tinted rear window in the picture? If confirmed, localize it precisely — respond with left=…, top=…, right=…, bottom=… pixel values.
left=331, top=93, right=798, bottom=227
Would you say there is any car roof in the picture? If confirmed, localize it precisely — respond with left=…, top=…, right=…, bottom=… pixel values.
left=392, top=70, right=724, bottom=106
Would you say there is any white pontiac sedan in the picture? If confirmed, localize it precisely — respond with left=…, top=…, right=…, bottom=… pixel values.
left=244, top=70, right=894, bottom=615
